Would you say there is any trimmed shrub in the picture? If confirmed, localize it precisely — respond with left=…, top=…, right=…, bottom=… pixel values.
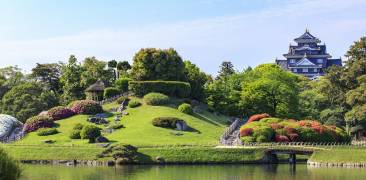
left=129, top=81, right=191, bottom=98
left=152, top=117, right=184, bottom=129
left=108, top=123, right=124, bottom=129
left=73, top=123, right=84, bottom=130
left=71, top=100, right=103, bottom=115
left=0, top=148, right=21, bottom=180
left=143, top=93, right=169, bottom=105
left=128, top=99, right=141, bottom=108
left=69, top=130, right=81, bottom=139
left=247, top=113, right=270, bottom=123
left=47, top=106, right=75, bottom=120
left=80, top=125, right=101, bottom=143
left=178, top=103, right=193, bottom=114
left=104, top=87, right=120, bottom=99
left=115, top=78, right=131, bottom=92
left=37, top=128, right=58, bottom=136
left=24, top=115, right=55, bottom=133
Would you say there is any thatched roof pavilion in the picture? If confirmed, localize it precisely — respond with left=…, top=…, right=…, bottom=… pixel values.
left=85, top=80, right=105, bottom=101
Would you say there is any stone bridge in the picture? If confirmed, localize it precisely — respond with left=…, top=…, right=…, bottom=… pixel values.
left=263, top=149, right=314, bottom=164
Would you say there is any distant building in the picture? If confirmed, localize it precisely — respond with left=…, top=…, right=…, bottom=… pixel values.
left=275, top=30, right=342, bottom=79
left=85, top=80, right=105, bottom=101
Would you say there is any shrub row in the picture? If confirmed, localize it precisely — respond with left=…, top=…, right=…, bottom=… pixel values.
left=129, top=81, right=191, bottom=98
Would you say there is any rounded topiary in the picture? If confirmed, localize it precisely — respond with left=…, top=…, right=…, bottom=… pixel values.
left=69, top=130, right=81, bottom=139
left=24, top=115, right=55, bottom=133
left=80, top=125, right=101, bottom=143
left=128, top=99, right=141, bottom=108
left=47, top=106, right=75, bottom=120
left=71, top=100, right=103, bottom=115
left=152, top=117, right=184, bottom=129
left=37, top=128, right=58, bottom=136
left=104, top=87, right=121, bottom=99
left=143, top=93, right=169, bottom=106
left=178, top=103, right=193, bottom=114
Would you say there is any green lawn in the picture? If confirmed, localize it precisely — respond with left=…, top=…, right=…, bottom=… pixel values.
left=12, top=98, right=228, bottom=147
left=310, top=147, right=366, bottom=163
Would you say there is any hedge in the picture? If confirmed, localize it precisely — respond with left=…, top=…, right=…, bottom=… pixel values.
left=24, top=115, right=55, bottom=133
left=129, top=81, right=191, bottom=98
left=104, top=87, right=120, bottom=99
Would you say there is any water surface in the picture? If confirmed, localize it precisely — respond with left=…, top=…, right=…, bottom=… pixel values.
left=20, top=164, right=366, bottom=180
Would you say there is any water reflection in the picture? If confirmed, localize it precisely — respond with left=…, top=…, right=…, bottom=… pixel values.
left=20, top=164, right=366, bottom=180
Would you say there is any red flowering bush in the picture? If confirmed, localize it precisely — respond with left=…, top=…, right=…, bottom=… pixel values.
left=240, top=128, right=253, bottom=137
left=284, top=127, right=296, bottom=134
left=247, top=113, right=270, bottom=123
left=47, top=106, right=75, bottom=120
left=298, top=120, right=321, bottom=127
left=71, top=100, right=103, bottom=115
left=24, top=115, right=55, bottom=133
left=275, top=135, right=289, bottom=142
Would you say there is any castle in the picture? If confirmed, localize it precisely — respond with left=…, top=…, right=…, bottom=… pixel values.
left=275, top=30, right=342, bottom=79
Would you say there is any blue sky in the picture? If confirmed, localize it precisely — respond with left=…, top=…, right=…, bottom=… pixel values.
left=0, top=0, right=365, bottom=74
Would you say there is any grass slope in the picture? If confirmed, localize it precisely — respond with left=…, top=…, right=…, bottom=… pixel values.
left=310, top=147, right=366, bottom=163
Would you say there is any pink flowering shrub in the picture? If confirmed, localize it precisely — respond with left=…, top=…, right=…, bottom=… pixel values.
left=47, top=106, right=75, bottom=120
left=71, top=100, right=103, bottom=115
left=24, top=115, right=55, bottom=133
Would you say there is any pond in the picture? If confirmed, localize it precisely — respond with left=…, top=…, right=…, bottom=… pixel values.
left=20, top=164, right=366, bottom=180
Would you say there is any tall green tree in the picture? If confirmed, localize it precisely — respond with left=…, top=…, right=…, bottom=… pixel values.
left=107, top=60, right=117, bottom=68
left=31, top=63, right=62, bottom=93
left=217, top=61, right=235, bottom=80
left=131, top=48, right=185, bottom=81
left=183, top=60, right=209, bottom=101
left=81, top=57, right=115, bottom=87
left=60, top=55, right=84, bottom=104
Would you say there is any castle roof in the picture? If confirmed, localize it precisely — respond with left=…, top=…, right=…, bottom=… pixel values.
left=294, top=29, right=321, bottom=43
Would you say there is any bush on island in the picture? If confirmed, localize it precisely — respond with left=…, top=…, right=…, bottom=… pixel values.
left=71, top=100, right=103, bottom=115
left=37, top=128, right=58, bottom=136
left=178, top=103, right=193, bottom=114
left=239, top=115, right=351, bottom=143
left=152, top=117, right=185, bottom=129
left=80, top=125, right=101, bottom=143
left=24, top=115, right=55, bottom=133
left=143, top=93, right=169, bottom=106
left=128, top=99, right=141, bottom=108
left=129, top=81, right=190, bottom=98
left=47, top=106, right=75, bottom=120
left=0, top=148, right=21, bottom=180
left=104, top=87, right=120, bottom=99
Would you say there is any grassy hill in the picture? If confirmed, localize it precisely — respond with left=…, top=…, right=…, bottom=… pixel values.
left=13, top=97, right=229, bottom=147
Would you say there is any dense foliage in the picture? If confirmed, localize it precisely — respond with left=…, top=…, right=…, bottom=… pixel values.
left=152, top=117, right=185, bottom=129
left=183, top=61, right=209, bottom=100
left=104, top=87, right=120, bottom=99
left=178, top=103, right=193, bottom=114
left=131, top=48, right=186, bottom=81
left=128, top=99, right=141, bottom=108
left=143, top=93, right=170, bottom=106
left=71, top=100, right=103, bottom=115
left=80, top=125, right=101, bottom=143
left=24, top=115, right=55, bottom=133
left=129, top=81, right=190, bottom=98
left=115, top=78, right=131, bottom=92
left=1, top=82, right=58, bottom=122
left=47, top=106, right=75, bottom=120
left=239, top=114, right=350, bottom=143
left=0, top=148, right=21, bottom=180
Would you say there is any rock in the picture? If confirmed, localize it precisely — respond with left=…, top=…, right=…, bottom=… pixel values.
left=175, top=121, right=188, bottom=131
left=122, top=111, right=129, bottom=116
left=155, top=156, right=165, bottom=163
left=88, top=116, right=109, bottom=125
left=95, top=136, right=109, bottom=143
left=0, top=114, right=24, bottom=143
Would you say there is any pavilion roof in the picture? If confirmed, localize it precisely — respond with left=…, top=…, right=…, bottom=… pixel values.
left=85, top=80, right=105, bottom=92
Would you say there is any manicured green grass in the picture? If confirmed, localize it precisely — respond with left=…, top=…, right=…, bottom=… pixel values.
left=2, top=145, right=104, bottom=160
left=137, top=146, right=265, bottom=164
left=310, top=147, right=366, bottom=163
left=11, top=98, right=228, bottom=147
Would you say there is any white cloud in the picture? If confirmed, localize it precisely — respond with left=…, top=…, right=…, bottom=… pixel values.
left=0, top=0, right=365, bottom=74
